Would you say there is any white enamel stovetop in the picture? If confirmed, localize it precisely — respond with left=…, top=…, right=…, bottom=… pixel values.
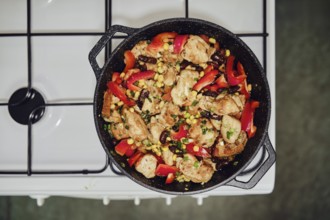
left=0, top=0, right=275, bottom=206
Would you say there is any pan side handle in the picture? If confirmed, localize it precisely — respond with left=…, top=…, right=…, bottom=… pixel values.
left=88, top=25, right=137, bottom=79
left=226, top=133, right=276, bottom=189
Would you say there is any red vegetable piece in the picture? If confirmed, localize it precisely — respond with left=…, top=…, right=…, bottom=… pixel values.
left=215, top=74, right=229, bottom=88
left=123, top=50, right=135, bottom=73
left=126, top=70, right=155, bottom=91
left=155, top=164, right=178, bottom=177
left=115, top=139, right=131, bottom=156
left=173, top=35, right=188, bottom=54
left=112, top=72, right=120, bottom=83
left=147, top=32, right=177, bottom=51
left=214, top=42, right=220, bottom=50
left=186, top=143, right=211, bottom=158
left=199, top=34, right=209, bottom=43
left=204, top=65, right=214, bottom=73
left=171, top=124, right=188, bottom=141
left=165, top=173, right=175, bottom=184
left=107, top=81, right=135, bottom=106
left=125, top=146, right=136, bottom=157
left=226, top=56, right=246, bottom=86
left=128, top=151, right=143, bottom=167
left=193, top=70, right=218, bottom=91
left=241, top=101, right=259, bottom=138
left=204, top=84, right=219, bottom=92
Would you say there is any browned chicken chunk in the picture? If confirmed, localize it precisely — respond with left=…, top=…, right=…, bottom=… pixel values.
left=135, top=154, right=158, bottom=178
left=123, top=108, right=149, bottom=142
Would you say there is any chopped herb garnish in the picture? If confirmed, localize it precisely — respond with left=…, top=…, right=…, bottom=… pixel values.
left=147, top=96, right=152, bottom=103
left=183, top=155, right=189, bottom=161
left=233, top=161, right=239, bottom=166
left=193, top=161, right=200, bottom=168
left=141, top=110, right=151, bottom=124
left=130, top=90, right=135, bottom=97
left=177, top=141, right=183, bottom=149
left=226, top=128, right=235, bottom=139
left=182, top=138, right=189, bottom=144
left=103, top=124, right=107, bottom=131
left=192, top=100, right=199, bottom=106
left=201, top=119, right=207, bottom=125
left=201, top=127, right=208, bottom=135
left=124, top=125, right=129, bottom=129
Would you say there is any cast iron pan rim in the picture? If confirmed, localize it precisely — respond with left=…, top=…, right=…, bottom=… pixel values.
left=93, top=18, right=271, bottom=195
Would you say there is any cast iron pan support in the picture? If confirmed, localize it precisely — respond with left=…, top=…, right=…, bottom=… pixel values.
left=89, top=24, right=276, bottom=190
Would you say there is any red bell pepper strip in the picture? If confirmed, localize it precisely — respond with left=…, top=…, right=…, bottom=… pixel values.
left=115, top=139, right=131, bottom=156
left=215, top=74, right=229, bottom=88
left=155, top=164, right=178, bottom=177
left=107, top=81, right=135, bottom=106
left=126, top=70, right=155, bottom=91
left=171, top=124, right=188, bottom=141
left=192, top=70, right=218, bottom=91
left=241, top=100, right=260, bottom=138
left=204, top=65, right=214, bottom=73
left=125, top=146, right=136, bottom=157
left=147, top=32, right=177, bottom=51
left=186, top=143, right=211, bottom=158
left=165, top=173, right=175, bottom=184
left=173, top=35, right=188, bottom=54
left=128, top=151, right=143, bottom=167
left=214, top=42, right=220, bottom=50
left=226, top=56, right=246, bottom=86
left=112, top=72, right=122, bottom=84
left=204, top=84, right=219, bottom=92
left=123, top=50, right=135, bottom=73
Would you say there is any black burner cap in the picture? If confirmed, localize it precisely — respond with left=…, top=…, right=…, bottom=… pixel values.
left=8, top=88, right=46, bottom=125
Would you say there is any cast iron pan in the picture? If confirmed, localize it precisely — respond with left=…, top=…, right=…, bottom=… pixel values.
left=89, top=18, right=276, bottom=195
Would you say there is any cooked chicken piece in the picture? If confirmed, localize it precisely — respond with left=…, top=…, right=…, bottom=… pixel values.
left=189, top=119, right=217, bottom=148
left=163, top=66, right=178, bottom=86
left=203, top=158, right=217, bottom=171
left=111, top=123, right=129, bottom=140
left=145, top=63, right=158, bottom=72
left=145, top=80, right=162, bottom=98
left=135, top=154, right=157, bottom=178
left=230, top=94, right=246, bottom=111
left=102, top=91, right=112, bottom=119
left=161, top=149, right=175, bottom=166
left=162, top=49, right=182, bottom=64
left=148, top=118, right=165, bottom=144
left=199, top=95, right=240, bottom=116
left=142, top=96, right=161, bottom=115
left=181, top=35, right=215, bottom=64
left=221, top=115, right=241, bottom=143
left=131, top=40, right=158, bottom=59
left=215, top=131, right=247, bottom=157
left=177, top=154, right=214, bottom=183
left=157, top=102, right=181, bottom=128
left=171, top=70, right=199, bottom=106
left=210, top=119, right=222, bottom=130
left=123, top=108, right=149, bottom=142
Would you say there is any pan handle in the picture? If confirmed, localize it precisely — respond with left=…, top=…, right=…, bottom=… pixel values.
left=88, top=25, right=137, bottom=79
left=226, top=133, right=276, bottom=189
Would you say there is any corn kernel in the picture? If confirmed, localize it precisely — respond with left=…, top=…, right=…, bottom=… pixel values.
left=156, top=151, right=162, bottom=156
left=162, top=147, right=169, bottom=152
left=225, top=49, right=231, bottom=57
left=220, top=141, right=224, bottom=146
left=199, top=71, right=205, bottom=77
left=197, top=94, right=202, bottom=99
left=134, top=91, right=140, bottom=99
left=209, top=37, right=216, bottom=44
left=163, top=43, right=170, bottom=50
left=138, top=80, right=145, bottom=87
left=247, top=84, right=252, bottom=92
left=192, top=119, right=197, bottom=124
left=189, top=115, right=195, bottom=120
left=193, top=145, right=199, bottom=152
left=186, top=118, right=191, bottom=124
left=200, top=63, right=207, bottom=69
left=172, top=154, right=177, bottom=161
left=182, top=144, right=186, bottom=149
left=175, top=64, right=180, bottom=72
left=151, top=145, right=157, bottom=150
left=184, top=112, right=190, bottom=118
left=156, top=81, right=163, bottom=88
left=110, top=104, right=116, bottom=110
left=120, top=72, right=125, bottom=78
left=154, top=73, right=159, bottom=80
left=136, top=142, right=141, bottom=147
left=129, top=107, right=134, bottom=113
left=157, top=66, right=164, bottom=74
left=235, top=92, right=239, bottom=96
left=157, top=62, right=163, bottom=67
left=143, top=85, right=147, bottom=89
left=158, top=75, right=164, bottom=82
left=196, top=112, right=201, bottom=118
left=166, top=137, right=171, bottom=141
left=127, top=138, right=134, bottom=145
left=191, top=90, right=197, bottom=97
left=159, top=101, right=165, bottom=108
left=117, top=101, right=124, bottom=106
left=126, top=89, right=131, bottom=96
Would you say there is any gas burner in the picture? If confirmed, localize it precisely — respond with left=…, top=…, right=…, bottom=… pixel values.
left=8, top=88, right=46, bottom=125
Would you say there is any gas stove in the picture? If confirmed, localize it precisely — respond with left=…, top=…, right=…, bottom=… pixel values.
left=0, top=0, right=275, bottom=206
